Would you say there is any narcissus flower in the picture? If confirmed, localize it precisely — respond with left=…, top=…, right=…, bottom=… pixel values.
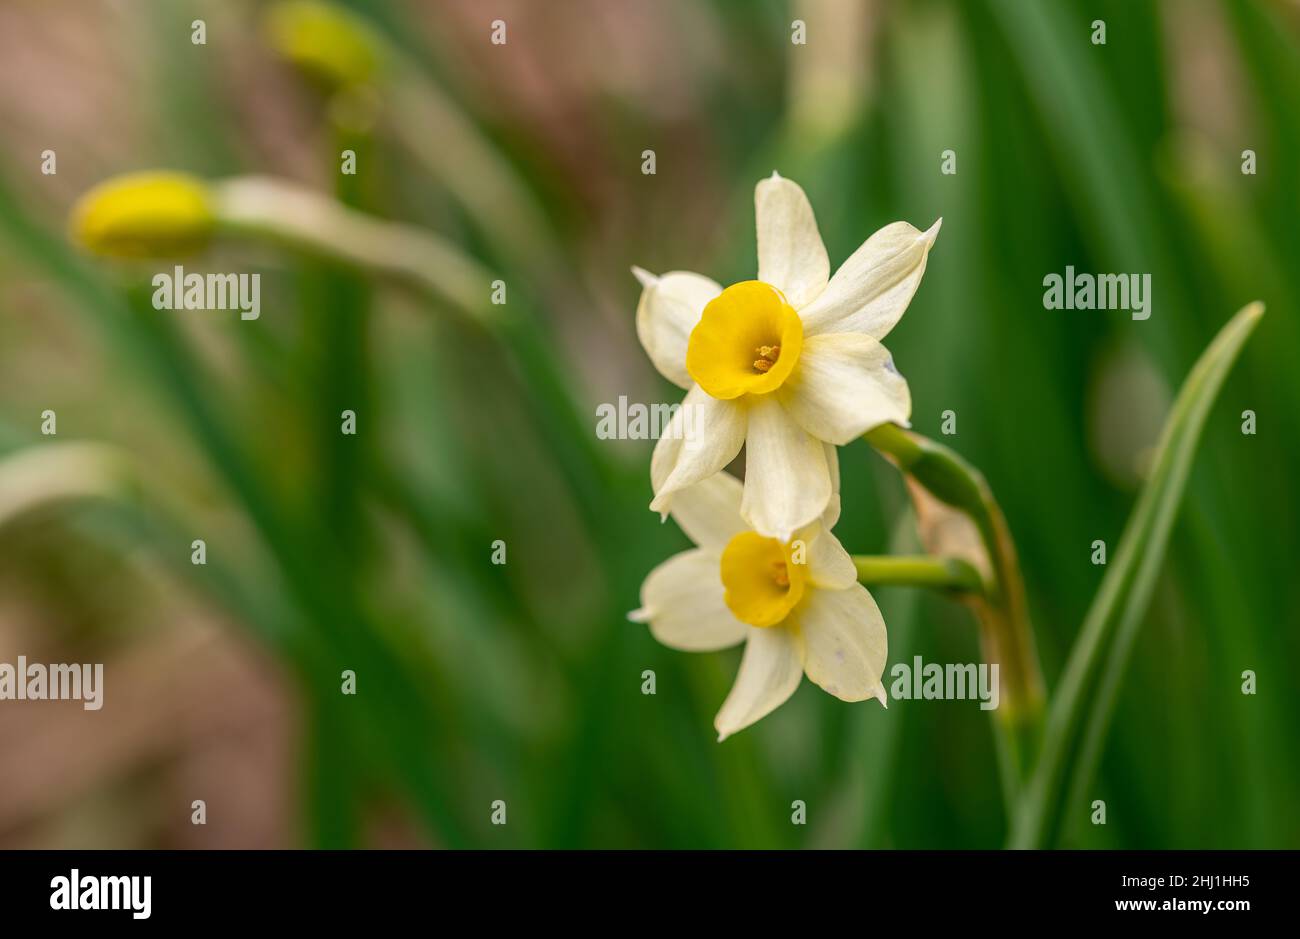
left=635, top=173, right=939, bottom=540
left=630, top=471, right=888, bottom=740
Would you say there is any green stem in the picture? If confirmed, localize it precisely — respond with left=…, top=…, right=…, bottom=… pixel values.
left=214, top=176, right=494, bottom=325
left=851, top=554, right=984, bottom=593
left=865, top=423, right=1046, bottom=796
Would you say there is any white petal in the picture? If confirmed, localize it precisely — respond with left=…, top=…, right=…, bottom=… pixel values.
left=714, top=625, right=804, bottom=741
left=755, top=173, right=830, bottom=310
left=740, top=396, right=832, bottom=542
left=798, top=525, right=857, bottom=590
left=779, top=332, right=912, bottom=445
left=634, top=268, right=721, bottom=389
left=650, top=385, right=747, bottom=516
left=630, top=548, right=747, bottom=652
left=822, top=442, right=841, bottom=530
left=797, top=219, right=941, bottom=339
left=666, top=471, right=747, bottom=551
left=799, top=584, right=888, bottom=702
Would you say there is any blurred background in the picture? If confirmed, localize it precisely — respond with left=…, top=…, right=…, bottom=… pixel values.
left=0, top=0, right=1297, bottom=849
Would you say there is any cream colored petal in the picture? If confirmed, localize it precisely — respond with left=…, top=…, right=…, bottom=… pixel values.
left=714, top=625, right=804, bottom=741
left=799, top=583, right=888, bottom=703
left=779, top=332, right=912, bottom=445
left=650, top=385, right=747, bottom=517
left=740, top=396, right=832, bottom=542
left=797, top=219, right=941, bottom=339
left=793, top=524, right=857, bottom=590
left=755, top=172, right=830, bottom=310
left=666, top=471, right=747, bottom=551
left=633, top=267, right=722, bottom=389
left=629, top=548, right=747, bottom=652
left=822, top=442, right=841, bottom=529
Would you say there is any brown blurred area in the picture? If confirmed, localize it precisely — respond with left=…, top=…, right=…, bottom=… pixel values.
left=0, top=2, right=282, bottom=848
left=0, top=609, right=297, bottom=849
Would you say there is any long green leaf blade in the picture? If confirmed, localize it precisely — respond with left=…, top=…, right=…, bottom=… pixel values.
left=1011, top=302, right=1265, bottom=849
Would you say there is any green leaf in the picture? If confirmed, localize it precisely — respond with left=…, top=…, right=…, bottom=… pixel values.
left=1010, top=302, right=1265, bottom=849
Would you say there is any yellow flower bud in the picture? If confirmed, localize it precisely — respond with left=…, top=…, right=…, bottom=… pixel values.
left=70, top=171, right=215, bottom=258
left=263, top=0, right=385, bottom=92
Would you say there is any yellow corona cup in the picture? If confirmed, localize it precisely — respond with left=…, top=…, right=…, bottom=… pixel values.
left=70, top=171, right=215, bottom=259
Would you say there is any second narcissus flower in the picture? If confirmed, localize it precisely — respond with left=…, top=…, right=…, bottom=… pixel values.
left=630, top=471, right=888, bottom=741
left=635, top=173, right=939, bottom=540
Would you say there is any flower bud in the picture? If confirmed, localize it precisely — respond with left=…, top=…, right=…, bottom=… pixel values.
left=263, top=0, right=385, bottom=92
left=70, top=171, right=214, bottom=258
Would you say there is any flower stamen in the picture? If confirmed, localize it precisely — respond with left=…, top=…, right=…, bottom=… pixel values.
left=753, top=345, right=781, bottom=373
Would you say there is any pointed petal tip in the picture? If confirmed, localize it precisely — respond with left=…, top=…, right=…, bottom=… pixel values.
left=627, top=607, right=650, bottom=623
left=631, top=265, right=658, bottom=289
left=874, top=686, right=888, bottom=708
left=924, top=217, right=943, bottom=241
left=649, top=492, right=673, bottom=521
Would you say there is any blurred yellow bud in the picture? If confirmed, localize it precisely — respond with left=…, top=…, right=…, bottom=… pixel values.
left=264, top=0, right=385, bottom=92
left=70, top=171, right=215, bottom=258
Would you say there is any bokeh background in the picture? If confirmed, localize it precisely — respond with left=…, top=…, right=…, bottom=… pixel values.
left=0, top=0, right=1297, bottom=849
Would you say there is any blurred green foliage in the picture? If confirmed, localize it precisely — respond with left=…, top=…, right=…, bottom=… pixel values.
left=0, top=0, right=1296, bottom=848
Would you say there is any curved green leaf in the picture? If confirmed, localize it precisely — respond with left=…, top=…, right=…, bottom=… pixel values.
left=1011, top=302, right=1265, bottom=849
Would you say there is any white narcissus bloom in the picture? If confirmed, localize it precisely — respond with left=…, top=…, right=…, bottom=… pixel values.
left=629, top=471, right=888, bottom=741
left=634, top=172, right=940, bottom=541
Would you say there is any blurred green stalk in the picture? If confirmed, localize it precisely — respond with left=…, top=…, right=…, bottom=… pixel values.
left=865, top=422, right=1046, bottom=798
left=852, top=554, right=983, bottom=594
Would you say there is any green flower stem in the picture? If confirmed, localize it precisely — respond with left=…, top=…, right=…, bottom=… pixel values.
left=213, top=176, right=495, bottom=325
left=852, top=554, right=984, bottom=594
left=865, top=422, right=1046, bottom=794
